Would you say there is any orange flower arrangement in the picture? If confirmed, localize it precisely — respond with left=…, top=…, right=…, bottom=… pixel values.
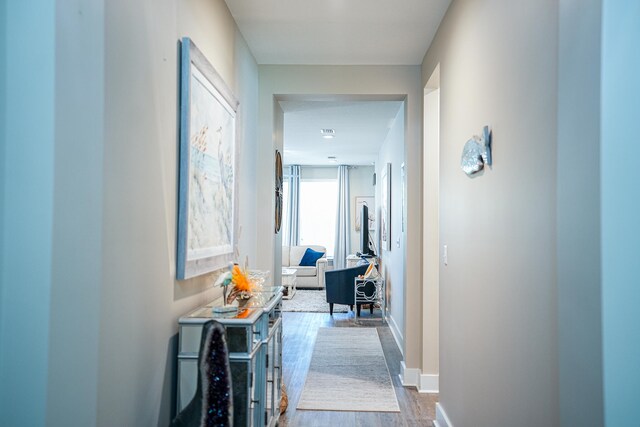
left=231, top=264, right=252, bottom=292
left=225, top=263, right=254, bottom=305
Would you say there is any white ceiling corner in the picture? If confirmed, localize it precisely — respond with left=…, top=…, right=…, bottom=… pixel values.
left=223, top=0, right=451, bottom=65
left=222, top=2, right=449, bottom=164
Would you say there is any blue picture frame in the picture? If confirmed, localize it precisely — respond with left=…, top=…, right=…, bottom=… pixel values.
left=177, top=38, right=239, bottom=280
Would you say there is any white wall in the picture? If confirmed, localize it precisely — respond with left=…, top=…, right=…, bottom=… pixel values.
left=234, top=19, right=260, bottom=269
left=557, top=0, right=603, bottom=425
left=422, top=83, right=440, bottom=388
left=377, top=108, right=406, bottom=351
left=272, top=100, right=284, bottom=287
left=422, top=1, right=559, bottom=425
left=0, top=0, right=6, bottom=404
left=0, top=0, right=4, bottom=374
left=299, top=166, right=336, bottom=180
left=47, top=0, right=105, bottom=424
left=1, top=1, right=257, bottom=425
left=1, top=3, right=107, bottom=424
left=99, top=1, right=259, bottom=425
left=0, top=1, right=56, bottom=425
left=601, top=2, right=640, bottom=425
left=259, top=66, right=423, bottom=367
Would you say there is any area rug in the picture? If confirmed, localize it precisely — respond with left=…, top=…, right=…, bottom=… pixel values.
left=297, top=327, right=400, bottom=412
left=281, top=290, right=348, bottom=313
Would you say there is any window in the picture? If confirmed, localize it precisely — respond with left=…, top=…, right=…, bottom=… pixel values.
left=299, top=180, right=337, bottom=256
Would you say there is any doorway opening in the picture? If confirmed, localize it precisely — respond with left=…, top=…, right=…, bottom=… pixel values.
left=275, top=95, right=406, bottom=338
left=421, top=64, right=440, bottom=393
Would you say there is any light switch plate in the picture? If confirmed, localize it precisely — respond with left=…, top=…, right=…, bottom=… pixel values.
left=443, top=245, right=448, bottom=266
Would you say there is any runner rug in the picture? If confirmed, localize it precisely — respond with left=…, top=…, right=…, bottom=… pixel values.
left=296, top=327, right=400, bottom=412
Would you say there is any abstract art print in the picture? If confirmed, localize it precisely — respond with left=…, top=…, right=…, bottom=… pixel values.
left=380, top=163, right=391, bottom=251
left=177, top=38, right=239, bottom=280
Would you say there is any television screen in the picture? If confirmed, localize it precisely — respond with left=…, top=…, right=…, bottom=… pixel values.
left=361, top=204, right=375, bottom=256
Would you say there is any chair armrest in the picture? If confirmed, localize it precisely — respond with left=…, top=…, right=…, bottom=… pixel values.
left=316, top=258, right=328, bottom=287
left=324, top=264, right=369, bottom=304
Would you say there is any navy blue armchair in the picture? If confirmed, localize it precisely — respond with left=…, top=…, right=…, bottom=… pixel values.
left=324, top=264, right=373, bottom=315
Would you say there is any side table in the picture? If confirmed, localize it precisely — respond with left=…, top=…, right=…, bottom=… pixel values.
left=347, top=254, right=377, bottom=268
left=346, top=254, right=361, bottom=268
left=281, top=268, right=297, bottom=300
left=354, top=276, right=385, bottom=322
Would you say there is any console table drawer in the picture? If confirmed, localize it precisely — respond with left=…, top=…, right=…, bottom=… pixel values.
left=179, top=323, right=260, bottom=355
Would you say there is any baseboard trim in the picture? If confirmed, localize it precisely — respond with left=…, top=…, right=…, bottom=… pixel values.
left=400, top=366, right=439, bottom=393
left=399, top=361, right=420, bottom=387
left=387, top=314, right=404, bottom=357
left=434, top=403, right=454, bottom=427
left=418, top=373, right=439, bottom=393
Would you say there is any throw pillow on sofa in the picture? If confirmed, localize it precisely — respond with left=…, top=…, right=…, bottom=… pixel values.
left=299, top=248, right=325, bottom=266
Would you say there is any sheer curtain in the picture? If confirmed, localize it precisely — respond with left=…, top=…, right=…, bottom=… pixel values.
left=286, top=165, right=301, bottom=246
left=333, top=165, right=350, bottom=269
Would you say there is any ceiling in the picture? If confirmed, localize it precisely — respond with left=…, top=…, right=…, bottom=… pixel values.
left=224, top=2, right=446, bottom=165
left=224, top=0, right=451, bottom=65
left=280, top=100, right=403, bottom=166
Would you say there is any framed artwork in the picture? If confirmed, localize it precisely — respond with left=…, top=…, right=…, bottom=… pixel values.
left=275, top=150, right=283, bottom=234
left=177, top=37, right=239, bottom=280
left=354, top=196, right=375, bottom=232
left=401, top=162, right=406, bottom=233
left=381, top=163, right=391, bottom=251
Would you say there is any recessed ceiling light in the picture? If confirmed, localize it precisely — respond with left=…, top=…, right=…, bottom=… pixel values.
left=321, top=129, right=335, bottom=139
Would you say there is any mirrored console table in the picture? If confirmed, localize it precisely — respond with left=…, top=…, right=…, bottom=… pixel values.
left=177, top=286, right=283, bottom=427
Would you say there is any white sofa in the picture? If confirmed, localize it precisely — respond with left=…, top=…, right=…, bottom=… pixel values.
left=281, top=245, right=328, bottom=289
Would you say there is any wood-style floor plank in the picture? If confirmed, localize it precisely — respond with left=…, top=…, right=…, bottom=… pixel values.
left=278, top=311, right=438, bottom=427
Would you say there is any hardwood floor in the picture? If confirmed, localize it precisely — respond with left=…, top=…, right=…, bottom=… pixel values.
left=278, top=311, right=438, bottom=427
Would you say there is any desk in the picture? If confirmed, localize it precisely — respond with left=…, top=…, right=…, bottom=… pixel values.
left=354, top=277, right=385, bottom=322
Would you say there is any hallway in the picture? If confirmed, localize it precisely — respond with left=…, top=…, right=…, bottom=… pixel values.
left=1, top=1, right=639, bottom=426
